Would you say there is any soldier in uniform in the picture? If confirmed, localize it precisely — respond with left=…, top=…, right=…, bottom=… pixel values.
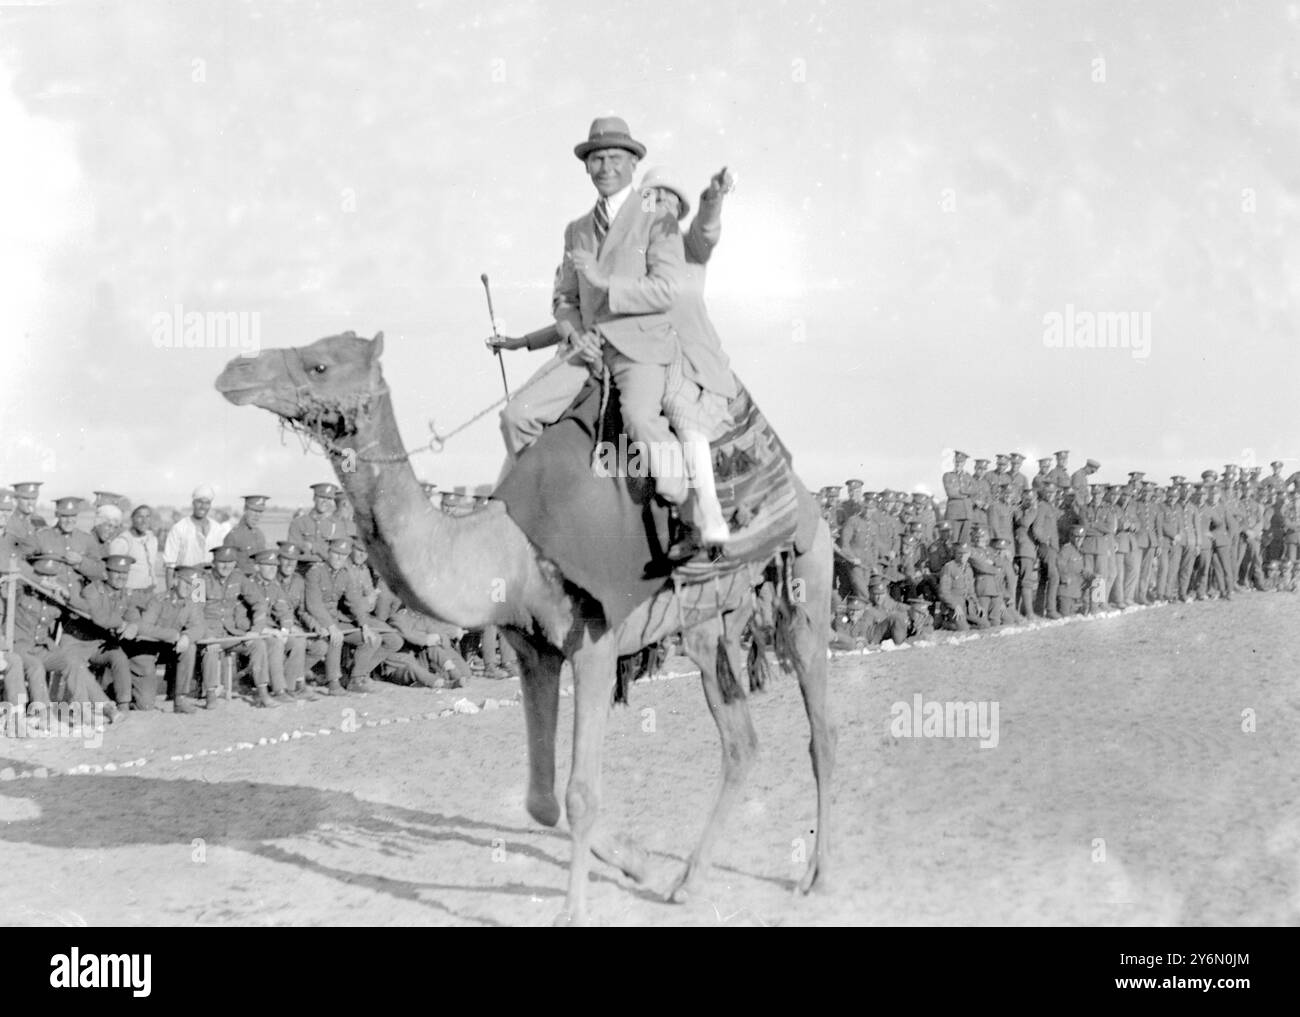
left=198, top=545, right=279, bottom=708
left=243, top=547, right=312, bottom=704
left=1154, top=483, right=1182, bottom=602
left=838, top=479, right=864, bottom=529
left=0, top=543, right=50, bottom=724
left=304, top=537, right=401, bottom=693
left=838, top=496, right=879, bottom=600
left=267, top=542, right=322, bottom=700
left=126, top=564, right=206, bottom=713
left=5, top=481, right=46, bottom=554
left=1007, top=452, right=1030, bottom=499
left=1047, top=450, right=1071, bottom=491
left=1057, top=525, right=1088, bottom=616
left=987, top=455, right=1012, bottom=500
left=1030, top=485, right=1061, bottom=617
left=223, top=494, right=270, bottom=574
left=34, top=496, right=106, bottom=589
left=1012, top=488, right=1039, bottom=619
left=968, top=526, right=1005, bottom=626
left=1259, top=460, right=1286, bottom=499
left=942, top=451, right=973, bottom=543
left=991, top=537, right=1021, bottom=623
left=969, top=460, right=992, bottom=538
left=860, top=574, right=911, bottom=645
left=63, top=553, right=139, bottom=714
left=7, top=556, right=123, bottom=723
left=1114, top=485, right=1140, bottom=607
left=287, top=482, right=345, bottom=565
left=987, top=483, right=1015, bottom=547
left=938, top=541, right=984, bottom=630
left=1070, top=458, right=1100, bottom=505
left=1280, top=490, right=1299, bottom=563
left=1031, top=456, right=1055, bottom=495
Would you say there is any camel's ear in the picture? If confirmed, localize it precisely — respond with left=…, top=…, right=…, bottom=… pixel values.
left=371, top=331, right=384, bottom=358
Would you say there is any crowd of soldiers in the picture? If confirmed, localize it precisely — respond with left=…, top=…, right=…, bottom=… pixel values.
left=820, top=450, right=1300, bottom=650
left=0, top=479, right=520, bottom=734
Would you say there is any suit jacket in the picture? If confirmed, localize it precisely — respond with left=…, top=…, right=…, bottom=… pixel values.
left=551, top=193, right=685, bottom=365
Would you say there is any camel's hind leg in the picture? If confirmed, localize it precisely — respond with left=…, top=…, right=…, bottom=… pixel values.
left=791, top=519, right=836, bottom=894
left=667, top=608, right=759, bottom=903
left=505, top=631, right=562, bottom=828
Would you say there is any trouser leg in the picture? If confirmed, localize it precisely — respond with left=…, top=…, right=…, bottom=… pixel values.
left=498, top=350, right=590, bottom=458
left=604, top=350, right=685, bottom=505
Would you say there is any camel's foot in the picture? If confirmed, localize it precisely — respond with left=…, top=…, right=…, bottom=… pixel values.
left=665, top=861, right=707, bottom=905
left=591, top=831, right=650, bottom=884
left=526, top=789, right=561, bottom=828
left=551, top=907, right=588, bottom=928
left=796, top=857, right=829, bottom=896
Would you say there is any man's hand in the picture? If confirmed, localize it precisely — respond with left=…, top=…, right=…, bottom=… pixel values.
left=569, top=250, right=608, bottom=289
left=120, top=622, right=139, bottom=642
left=65, top=551, right=83, bottom=566
left=175, top=633, right=191, bottom=654
left=485, top=334, right=526, bottom=353
left=327, top=624, right=344, bottom=646
left=703, top=166, right=735, bottom=201
left=568, top=329, right=603, bottom=369
left=361, top=625, right=380, bottom=648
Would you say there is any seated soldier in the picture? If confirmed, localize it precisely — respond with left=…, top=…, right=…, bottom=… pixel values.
left=198, top=545, right=280, bottom=708
left=375, top=581, right=472, bottom=689
left=830, top=598, right=869, bottom=651
left=1057, top=525, right=1089, bottom=616
left=245, top=547, right=308, bottom=704
left=62, top=552, right=137, bottom=715
left=938, top=541, right=985, bottom=630
left=270, top=542, right=320, bottom=700
left=13, top=556, right=123, bottom=725
left=304, top=538, right=401, bottom=694
left=860, top=574, right=911, bottom=646
left=124, top=564, right=206, bottom=713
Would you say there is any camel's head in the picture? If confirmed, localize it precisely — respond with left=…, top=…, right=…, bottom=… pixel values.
left=215, top=330, right=387, bottom=445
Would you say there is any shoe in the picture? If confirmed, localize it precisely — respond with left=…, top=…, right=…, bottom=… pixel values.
left=325, top=680, right=349, bottom=697
left=1045, top=611, right=1062, bottom=620
left=106, top=704, right=126, bottom=724
left=484, top=666, right=510, bottom=680
left=348, top=676, right=373, bottom=693
left=205, top=691, right=222, bottom=709
left=173, top=696, right=197, bottom=715
left=255, top=688, right=280, bottom=709
left=293, top=684, right=321, bottom=702
left=272, top=690, right=296, bottom=705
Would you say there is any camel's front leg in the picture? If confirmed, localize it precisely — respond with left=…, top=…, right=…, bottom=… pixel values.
left=506, top=632, right=563, bottom=827
left=557, top=633, right=618, bottom=926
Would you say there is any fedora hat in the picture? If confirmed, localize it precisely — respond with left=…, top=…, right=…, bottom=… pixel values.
left=639, top=166, right=690, bottom=219
left=574, top=116, right=646, bottom=161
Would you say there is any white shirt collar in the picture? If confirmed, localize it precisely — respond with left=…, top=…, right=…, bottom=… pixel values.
left=601, top=182, right=634, bottom=221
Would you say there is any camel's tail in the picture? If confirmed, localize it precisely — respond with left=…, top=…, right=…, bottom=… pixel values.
left=746, top=549, right=809, bottom=694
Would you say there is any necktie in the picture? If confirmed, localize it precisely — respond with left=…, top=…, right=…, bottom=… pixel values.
left=593, top=197, right=610, bottom=244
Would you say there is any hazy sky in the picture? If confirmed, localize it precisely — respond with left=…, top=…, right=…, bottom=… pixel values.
left=2, top=0, right=1298, bottom=508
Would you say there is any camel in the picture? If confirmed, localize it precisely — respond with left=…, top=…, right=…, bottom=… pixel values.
left=215, top=331, right=836, bottom=925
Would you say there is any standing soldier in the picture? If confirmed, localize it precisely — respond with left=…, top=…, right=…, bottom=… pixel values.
left=987, top=454, right=1013, bottom=500
left=5, top=481, right=46, bottom=554
left=969, top=460, right=992, bottom=538
left=1012, top=489, right=1039, bottom=619
left=1259, top=460, right=1286, bottom=500
left=1114, top=485, right=1140, bottom=607
left=1154, top=484, right=1181, bottom=602
left=1007, top=452, right=1030, bottom=500
left=838, top=498, right=878, bottom=601
left=1134, top=482, right=1158, bottom=604
left=1047, top=450, right=1071, bottom=491
left=1031, top=457, right=1055, bottom=495
left=224, top=494, right=270, bottom=575
left=987, top=484, right=1015, bottom=547
left=1238, top=487, right=1267, bottom=591
left=1030, top=486, right=1061, bottom=617
left=288, top=482, right=345, bottom=566
left=968, top=526, right=1005, bottom=626
left=838, top=479, right=865, bottom=530
left=199, top=545, right=279, bottom=708
left=1177, top=481, right=1201, bottom=601
left=1071, top=458, right=1100, bottom=505
left=942, top=451, right=974, bottom=543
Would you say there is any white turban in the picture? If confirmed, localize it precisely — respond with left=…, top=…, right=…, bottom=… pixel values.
left=95, top=505, right=123, bottom=525
left=192, top=484, right=215, bottom=501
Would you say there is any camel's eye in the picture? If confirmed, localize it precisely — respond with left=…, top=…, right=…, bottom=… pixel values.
left=310, top=364, right=327, bottom=375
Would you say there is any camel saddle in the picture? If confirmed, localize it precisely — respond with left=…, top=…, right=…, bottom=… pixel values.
left=495, top=374, right=819, bottom=629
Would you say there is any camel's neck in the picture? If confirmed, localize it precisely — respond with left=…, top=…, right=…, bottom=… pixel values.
left=325, top=391, right=511, bottom=629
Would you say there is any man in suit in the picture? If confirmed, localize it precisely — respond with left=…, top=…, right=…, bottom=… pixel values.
left=495, top=116, right=688, bottom=508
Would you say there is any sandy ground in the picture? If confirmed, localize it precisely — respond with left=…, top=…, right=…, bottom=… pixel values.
left=1, top=593, right=1297, bottom=927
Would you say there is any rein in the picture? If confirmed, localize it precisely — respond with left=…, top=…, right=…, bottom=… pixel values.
left=275, top=345, right=580, bottom=465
